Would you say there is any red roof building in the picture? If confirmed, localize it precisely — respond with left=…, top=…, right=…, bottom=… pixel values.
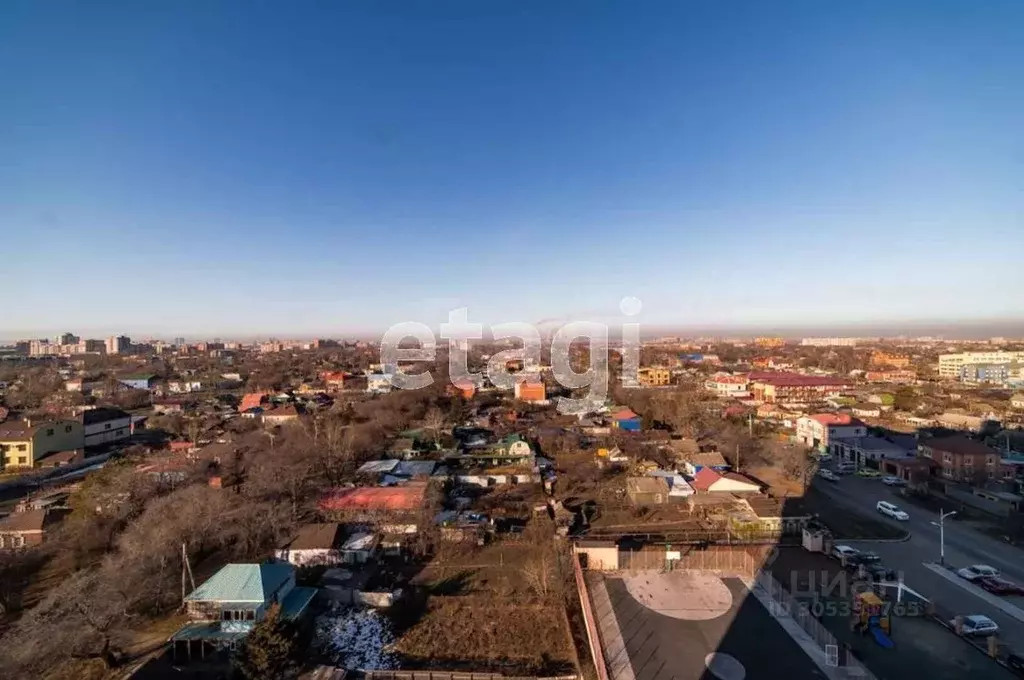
left=690, top=467, right=723, bottom=491
left=239, top=392, right=269, bottom=412
left=318, top=484, right=427, bottom=513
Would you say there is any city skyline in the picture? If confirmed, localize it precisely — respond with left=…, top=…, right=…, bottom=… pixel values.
left=3, top=2, right=1023, bottom=334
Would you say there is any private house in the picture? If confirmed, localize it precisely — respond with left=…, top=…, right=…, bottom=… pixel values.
left=262, top=405, right=300, bottom=426
left=919, top=435, right=1001, bottom=484
left=638, top=367, right=672, bottom=387
left=80, top=407, right=132, bottom=448
left=0, top=419, right=85, bottom=470
left=239, top=392, right=270, bottom=413
left=689, top=467, right=762, bottom=494
left=448, top=378, right=477, bottom=399
left=458, top=434, right=533, bottom=467
left=274, top=523, right=377, bottom=567
left=850, top=404, right=882, bottom=418
left=738, top=496, right=813, bottom=535
left=0, top=508, right=49, bottom=549
left=153, top=399, right=186, bottom=415
left=320, top=371, right=346, bottom=393
left=169, top=380, right=203, bottom=394
left=319, top=484, right=427, bottom=531
left=1012, top=393, right=1024, bottom=410
left=704, top=374, right=750, bottom=398
left=118, top=374, right=158, bottom=391
left=795, top=414, right=867, bottom=452
left=514, top=377, right=546, bottom=402
left=626, top=476, right=669, bottom=506
left=676, top=450, right=730, bottom=476
left=367, top=373, right=394, bottom=394
left=611, top=408, right=642, bottom=432
left=171, top=562, right=317, bottom=662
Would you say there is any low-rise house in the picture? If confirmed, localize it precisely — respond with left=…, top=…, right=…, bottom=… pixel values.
left=919, top=435, right=1001, bottom=484
left=611, top=408, right=642, bottom=432
left=738, top=496, right=812, bottom=535
left=169, top=380, right=203, bottom=394
left=319, top=371, right=346, bottom=393
left=262, top=405, right=301, bottom=426
left=850, top=404, right=882, bottom=418
left=690, top=468, right=762, bottom=494
left=796, top=414, right=867, bottom=452
left=0, top=419, right=85, bottom=470
left=366, top=373, right=394, bottom=394
left=118, top=374, right=158, bottom=391
left=171, top=562, right=317, bottom=662
left=638, top=367, right=672, bottom=387
left=626, top=476, right=669, bottom=506
left=514, top=377, right=546, bottom=402
left=457, top=433, right=533, bottom=467
left=153, top=399, right=186, bottom=415
left=0, top=508, right=49, bottom=549
left=704, top=374, right=750, bottom=398
left=676, top=450, right=730, bottom=476
left=36, top=449, right=84, bottom=468
left=448, top=378, right=477, bottom=399
left=1012, top=393, right=1024, bottom=410
left=275, top=523, right=377, bottom=566
left=238, top=392, right=270, bottom=413
left=319, top=484, right=427, bottom=532
left=935, top=412, right=996, bottom=432
left=80, top=407, right=132, bottom=448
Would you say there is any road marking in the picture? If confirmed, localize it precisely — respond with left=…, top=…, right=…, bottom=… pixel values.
left=922, top=562, right=1024, bottom=623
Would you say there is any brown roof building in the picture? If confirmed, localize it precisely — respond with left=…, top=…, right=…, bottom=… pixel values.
left=0, top=508, right=48, bottom=549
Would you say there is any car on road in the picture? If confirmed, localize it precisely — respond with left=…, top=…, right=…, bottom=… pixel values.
left=977, top=576, right=1024, bottom=596
left=951, top=614, right=999, bottom=637
left=861, top=563, right=896, bottom=582
left=957, top=565, right=1000, bottom=581
left=831, top=545, right=860, bottom=561
left=816, top=452, right=832, bottom=462
left=876, top=500, right=909, bottom=520
left=1007, top=653, right=1024, bottom=675
left=882, top=475, right=906, bottom=486
left=818, top=469, right=840, bottom=483
left=836, top=462, right=857, bottom=474
left=857, top=469, right=882, bottom=478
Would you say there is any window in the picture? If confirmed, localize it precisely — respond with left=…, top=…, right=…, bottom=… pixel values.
left=18, top=457, right=27, bottom=465
left=245, top=610, right=255, bottom=621
left=17, top=445, right=26, bottom=452
left=65, top=425, right=72, bottom=433
left=104, top=423, right=111, bottom=430
left=45, top=429, right=54, bottom=436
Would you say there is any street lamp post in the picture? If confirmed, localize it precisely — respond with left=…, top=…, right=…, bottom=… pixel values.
left=931, top=509, right=957, bottom=566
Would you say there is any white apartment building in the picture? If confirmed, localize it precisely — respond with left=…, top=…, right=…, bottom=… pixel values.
left=799, top=337, right=867, bottom=347
left=105, top=336, right=130, bottom=355
left=938, top=351, right=1024, bottom=378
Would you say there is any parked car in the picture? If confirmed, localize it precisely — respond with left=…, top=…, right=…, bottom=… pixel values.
left=882, top=475, right=906, bottom=486
left=978, top=577, right=1024, bottom=596
left=818, top=469, right=840, bottom=483
left=816, top=452, right=833, bottom=462
left=831, top=545, right=860, bottom=561
left=836, top=462, right=857, bottom=474
left=862, top=563, right=896, bottom=582
left=876, top=501, right=909, bottom=521
left=957, top=565, right=1000, bottom=581
left=857, top=469, right=882, bottom=478
left=951, top=614, right=999, bottom=636
left=1006, top=653, right=1024, bottom=675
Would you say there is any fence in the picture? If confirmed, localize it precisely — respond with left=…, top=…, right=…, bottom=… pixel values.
left=571, top=554, right=610, bottom=680
left=617, top=545, right=767, bottom=576
left=754, top=571, right=876, bottom=679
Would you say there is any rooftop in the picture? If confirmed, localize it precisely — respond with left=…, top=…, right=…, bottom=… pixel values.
left=0, top=508, right=47, bottom=533
left=319, top=484, right=427, bottom=512
left=280, top=523, right=343, bottom=551
left=185, top=562, right=293, bottom=603
left=923, top=435, right=998, bottom=458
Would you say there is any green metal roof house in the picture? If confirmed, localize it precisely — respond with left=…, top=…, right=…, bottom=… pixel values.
left=171, top=562, right=316, bottom=662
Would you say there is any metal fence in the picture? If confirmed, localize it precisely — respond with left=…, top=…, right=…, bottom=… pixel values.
left=754, top=571, right=877, bottom=679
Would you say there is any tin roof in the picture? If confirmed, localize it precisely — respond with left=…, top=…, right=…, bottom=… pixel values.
left=185, top=563, right=293, bottom=603
left=319, top=484, right=427, bottom=512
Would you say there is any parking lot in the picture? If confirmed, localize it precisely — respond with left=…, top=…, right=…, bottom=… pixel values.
left=767, top=547, right=1016, bottom=680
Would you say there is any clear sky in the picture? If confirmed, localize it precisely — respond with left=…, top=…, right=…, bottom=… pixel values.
left=2, top=1, right=1022, bottom=339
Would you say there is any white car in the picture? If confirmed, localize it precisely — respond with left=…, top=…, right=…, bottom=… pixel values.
left=876, top=501, right=909, bottom=521
left=818, top=469, right=840, bottom=483
left=832, top=545, right=860, bottom=561
left=952, top=614, right=999, bottom=637
left=882, top=475, right=906, bottom=486
left=817, top=452, right=833, bottom=462
left=957, top=565, right=1000, bottom=581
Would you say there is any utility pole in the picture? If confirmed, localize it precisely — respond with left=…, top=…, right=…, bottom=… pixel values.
left=736, top=443, right=741, bottom=472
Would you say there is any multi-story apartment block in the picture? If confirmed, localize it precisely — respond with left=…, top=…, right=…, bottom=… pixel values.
left=638, top=367, right=672, bottom=387
left=870, top=350, right=910, bottom=368
left=938, top=351, right=1024, bottom=378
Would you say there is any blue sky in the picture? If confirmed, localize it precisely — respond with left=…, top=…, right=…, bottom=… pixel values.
left=2, top=1, right=1022, bottom=338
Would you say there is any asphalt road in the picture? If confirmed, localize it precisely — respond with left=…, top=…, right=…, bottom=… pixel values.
left=812, top=472, right=1024, bottom=648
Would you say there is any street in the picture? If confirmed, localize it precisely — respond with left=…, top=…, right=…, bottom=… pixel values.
left=812, top=472, right=1024, bottom=649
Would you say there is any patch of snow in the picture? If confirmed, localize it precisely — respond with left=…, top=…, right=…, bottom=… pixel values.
left=315, top=606, right=399, bottom=670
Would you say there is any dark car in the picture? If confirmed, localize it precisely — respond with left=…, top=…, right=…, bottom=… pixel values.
left=979, top=577, right=1024, bottom=596
left=845, top=552, right=881, bottom=570
left=862, top=563, right=897, bottom=582
left=1007, top=653, right=1024, bottom=675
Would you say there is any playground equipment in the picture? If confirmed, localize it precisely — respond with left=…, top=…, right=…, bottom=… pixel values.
left=853, top=591, right=893, bottom=648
